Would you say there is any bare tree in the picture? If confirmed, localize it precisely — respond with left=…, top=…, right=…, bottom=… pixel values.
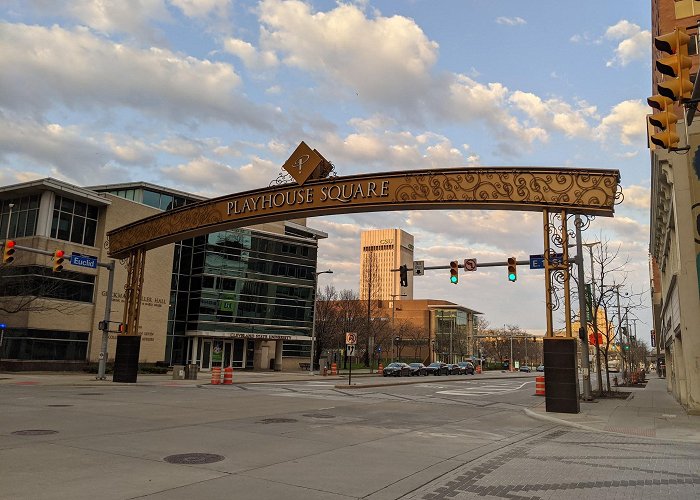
left=313, top=285, right=341, bottom=370
left=360, top=250, right=383, bottom=367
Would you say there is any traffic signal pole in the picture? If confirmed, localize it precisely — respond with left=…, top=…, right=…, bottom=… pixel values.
left=97, top=260, right=115, bottom=380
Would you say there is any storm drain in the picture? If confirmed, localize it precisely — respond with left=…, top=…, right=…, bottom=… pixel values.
left=164, top=453, right=225, bottom=465
left=47, top=404, right=73, bottom=407
left=259, top=418, right=298, bottom=424
left=302, top=413, right=335, bottom=419
left=12, top=430, right=59, bottom=436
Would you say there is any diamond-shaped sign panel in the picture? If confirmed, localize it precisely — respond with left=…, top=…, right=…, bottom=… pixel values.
left=282, top=141, right=322, bottom=186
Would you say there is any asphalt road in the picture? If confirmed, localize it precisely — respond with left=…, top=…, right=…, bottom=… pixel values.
left=1, top=375, right=698, bottom=499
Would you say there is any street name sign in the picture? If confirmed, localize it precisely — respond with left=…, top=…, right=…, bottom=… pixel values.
left=70, top=253, right=98, bottom=269
left=529, top=253, right=563, bottom=269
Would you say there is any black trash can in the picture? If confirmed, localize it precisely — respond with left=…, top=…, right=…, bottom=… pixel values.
left=184, top=364, right=199, bottom=380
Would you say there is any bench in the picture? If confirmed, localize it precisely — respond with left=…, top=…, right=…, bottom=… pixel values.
left=299, top=362, right=310, bottom=371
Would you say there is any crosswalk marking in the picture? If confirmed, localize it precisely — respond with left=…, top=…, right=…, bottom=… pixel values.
left=436, top=381, right=533, bottom=396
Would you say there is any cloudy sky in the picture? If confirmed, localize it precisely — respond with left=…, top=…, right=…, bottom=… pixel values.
left=0, top=1, right=652, bottom=338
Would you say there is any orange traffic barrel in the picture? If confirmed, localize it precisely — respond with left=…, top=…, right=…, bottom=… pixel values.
left=211, top=366, right=222, bottom=385
left=331, top=362, right=338, bottom=375
left=223, top=366, right=233, bottom=385
left=476, top=365, right=482, bottom=374
left=378, top=363, right=383, bottom=375
left=535, top=376, right=545, bottom=396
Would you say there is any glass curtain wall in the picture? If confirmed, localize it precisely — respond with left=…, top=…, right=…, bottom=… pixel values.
left=166, top=228, right=316, bottom=365
left=434, top=309, right=468, bottom=363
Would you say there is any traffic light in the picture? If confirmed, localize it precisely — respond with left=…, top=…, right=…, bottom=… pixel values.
left=647, top=96, right=680, bottom=149
left=449, top=260, right=459, bottom=284
left=53, top=249, right=65, bottom=272
left=118, top=323, right=126, bottom=334
left=654, top=27, right=692, bottom=102
left=399, top=264, right=408, bottom=287
left=507, top=257, right=517, bottom=282
left=3, top=240, right=16, bottom=264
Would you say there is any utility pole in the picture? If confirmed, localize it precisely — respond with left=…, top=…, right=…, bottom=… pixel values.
left=508, top=325, right=513, bottom=372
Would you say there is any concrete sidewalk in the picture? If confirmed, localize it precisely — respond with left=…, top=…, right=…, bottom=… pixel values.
left=525, top=376, right=700, bottom=443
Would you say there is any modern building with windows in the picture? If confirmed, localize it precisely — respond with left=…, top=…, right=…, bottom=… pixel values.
left=0, top=178, right=325, bottom=372
left=359, top=229, right=414, bottom=302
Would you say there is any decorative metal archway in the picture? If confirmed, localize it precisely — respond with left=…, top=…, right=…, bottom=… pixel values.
left=106, top=143, right=621, bottom=374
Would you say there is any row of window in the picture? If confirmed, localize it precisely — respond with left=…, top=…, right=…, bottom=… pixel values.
left=50, top=196, right=99, bottom=246
left=0, top=329, right=89, bottom=361
left=0, top=266, right=95, bottom=303
left=0, top=195, right=40, bottom=239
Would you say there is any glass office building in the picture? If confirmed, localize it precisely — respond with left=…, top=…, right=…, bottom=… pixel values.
left=96, top=182, right=322, bottom=371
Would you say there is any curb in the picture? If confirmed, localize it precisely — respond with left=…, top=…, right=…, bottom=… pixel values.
left=522, top=406, right=700, bottom=444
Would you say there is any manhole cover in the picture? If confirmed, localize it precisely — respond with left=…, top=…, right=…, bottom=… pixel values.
left=47, top=404, right=73, bottom=407
left=164, top=453, right=225, bottom=465
left=12, top=430, right=59, bottom=436
left=78, top=393, right=104, bottom=396
left=259, top=418, right=298, bottom=424
left=302, top=413, right=335, bottom=419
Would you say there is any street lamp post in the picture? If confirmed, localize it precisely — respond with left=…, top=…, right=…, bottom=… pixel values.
left=574, top=216, right=593, bottom=401
left=581, top=241, right=601, bottom=392
left=5, top=203, right=14, bottom=241
left=310, top=269, right=333, bottom=375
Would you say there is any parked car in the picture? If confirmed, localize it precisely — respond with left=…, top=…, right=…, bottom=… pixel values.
left=425, top=362, right=449, bottom=376
left=408, top=362, right=428, bottom=376
left=446, top=364, right=462, bottom=375
left=383, top=362, right=411, bottom=377
left=457, top=361, right=475, bottom=375
left=536, top=365, right=545, bottom=372
left=519, top=365, right=532, bottom=373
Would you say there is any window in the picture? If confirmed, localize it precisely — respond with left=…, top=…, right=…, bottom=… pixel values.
left=50, top=196, right=99, bottom=246
left=0, top=328, right=88, bottom=361
left=675, top=0, right=700, bottom=18
left=0, top=266, right=95, bottom=303
left=0, top=195, right=40, bottom=238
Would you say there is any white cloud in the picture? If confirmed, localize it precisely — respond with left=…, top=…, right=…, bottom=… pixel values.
left=161, top=155, right=279, bottom=196
left=509, top=92, right=596, bottom=138
left=620, top=184, right=651, bottom=210
left=495, top=16, right=526, bottom=26
left=0, top=23, right=277, bottom=129
left=0, top=112, right=136, bottom=183
left=223, top=37, right=279, bottom=69
left=593, top=100, right=648, bottom=146
left=258, top=0, right=438, bottom=111
left=170, top=0, right=230, bottom=18
left=604, top=20, right=650, bottom=67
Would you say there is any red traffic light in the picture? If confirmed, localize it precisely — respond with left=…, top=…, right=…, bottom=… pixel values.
left=53, top=249, right=65, bottom=272
left=3, top=240, right=16, bottom=264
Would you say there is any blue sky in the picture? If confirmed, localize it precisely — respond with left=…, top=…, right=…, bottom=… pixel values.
left=0, top=1, right=653, bottom=338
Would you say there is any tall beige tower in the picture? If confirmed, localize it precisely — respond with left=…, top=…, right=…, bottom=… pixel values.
left=360, top=229, right=414, bottom=301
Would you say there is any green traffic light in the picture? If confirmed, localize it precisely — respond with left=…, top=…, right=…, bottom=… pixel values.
left=450, top=275, right=458, bottom=284
left=508, top=273, right=516, bottom=282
